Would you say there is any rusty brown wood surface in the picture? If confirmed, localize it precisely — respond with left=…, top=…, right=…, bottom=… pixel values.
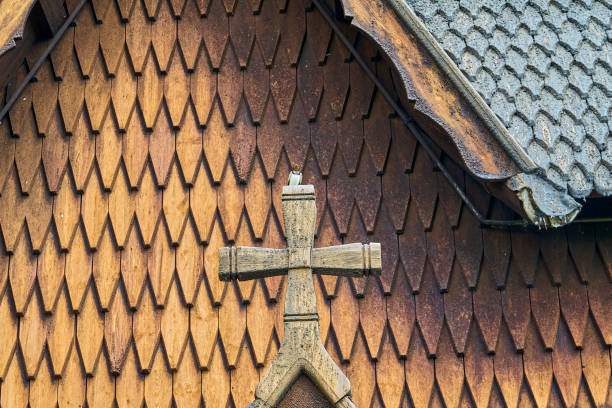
left=0, top=1, right=610, bottom=407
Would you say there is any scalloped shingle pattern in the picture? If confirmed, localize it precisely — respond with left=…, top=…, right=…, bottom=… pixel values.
left=406, top=0, right=612, bottom=198
left=0, top=0, right=610, bottom=407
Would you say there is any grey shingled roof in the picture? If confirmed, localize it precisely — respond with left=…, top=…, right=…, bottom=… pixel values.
left=403, top=0, right=612, bottom=199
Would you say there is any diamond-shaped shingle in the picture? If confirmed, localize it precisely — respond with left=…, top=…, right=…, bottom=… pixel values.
left=602, top=139, right=612, bottom=167
left=515, top=88, right=538, bottom=124
left=568, top=65, right=593, bottom=97
left=497, top=7, right=520, bottom=35
left=490, top=29, right=511, bottom=53
left=507, top=0, right=528, bottom=12
left=582, top=110, right=608, bottom=148
left=459, top=0, right=480, bottom=17
left=490, top=91, right=515, bottom=125
left=506, top=48, right=527, bottom=77
left=474, top=8, right=496, bottom=35
left=522, top=5, right=543, bottom=34
left=528, top=0, right=549, bottom=13
left=543, top=2, right=565, bottom=32
left=585, top=19, right=606, bottom=48
left=509, top=114, right=533, bottom=148
left=575, top=139, right=600, bottom=176
left=592, top=63, right=611, bottom=92
left=544, top=65, right=568, bottom=97
left=460, top=51, right=482, bottom=80
left=594, top=163, right=612, bottom=193
left=590, top=1, right=610, bottom=26
left=412, top=0, right=437, bottom=20
left=559, top=20, right=582, bottom=51
left=551, top=43, right=573, bottom=74
left=587, top=85, right=610, bottom=119
left=466, top=29, right=489, bottom=57
left=562, top=87, right=587, bottom=119
left=484, top=0, right=505, bottom=14
left=527, top=45, right=550, bottom=75
left=602, top=42, right=612, bottom=70
left=522, top=69, right=544, bottom=97
left=552, top=140, right=574, bottom=176
left=436, top=0, right=459, bottom=18
left=568, top=165, right=592, bottom=196
left=474, top=69, right=497, bottom=101
left=483, top=48, right=503, bottom=77
left=511, top=27, right=534, bottom=54
left=546, top=166, right=565, bottom=189
left=575, top=41, right=597, bottom=73
left=527, top=139, right=551, bottom=169
left=559, top=112, right=586, bottom=149
left=567, top=2, right=590, bottom=27
left=450, top=9, right=474, bottom=37
left=539, top=89, right=563, bottom=120
left=430, top=13, right=450, bottom=39
left=533, top=113, right=560, bottom=150
left=442, top=31, right=467, bottom=61
left=534, top=23, right=558, bottom=54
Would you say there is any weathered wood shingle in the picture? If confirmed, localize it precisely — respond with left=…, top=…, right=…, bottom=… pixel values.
left=0, top=0, right=609, bottom=406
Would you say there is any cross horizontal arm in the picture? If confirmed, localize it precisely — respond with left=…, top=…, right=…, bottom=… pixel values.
left=219, top=247, right=288, bottom=281
left=311, top=243, right=381, bottom=277
left=219, top=243, right=381, bottom=282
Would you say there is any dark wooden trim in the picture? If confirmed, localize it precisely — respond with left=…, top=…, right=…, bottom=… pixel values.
left=0, top=20, right=36, bottom=91
left=29, top=0, right=66, bottom=38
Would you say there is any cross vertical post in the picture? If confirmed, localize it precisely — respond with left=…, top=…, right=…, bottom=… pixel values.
left=282, top=184, right=318, bottom=323
left=219, top=180, right=381, bottom=407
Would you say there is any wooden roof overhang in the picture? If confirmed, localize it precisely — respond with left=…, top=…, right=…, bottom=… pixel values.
left=328, top=0, right=582, bottom=227
left=0, top=0, right=69, bottom=56
left=0, top=0, right=39, bottom=57
left=0, top=0, right=69, bottom=92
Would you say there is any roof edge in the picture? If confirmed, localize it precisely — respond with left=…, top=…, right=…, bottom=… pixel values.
left=386, top=0, right=539, bottom=174
left=508, top=174, right=581, bottom=228
left=386, top=0, right=587, bottom=227
left=0, top=0, right=37, bottom=56
left=335, top=0, right=584, bottom=226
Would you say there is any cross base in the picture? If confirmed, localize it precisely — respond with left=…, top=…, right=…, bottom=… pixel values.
left=247, top=320, right=356, bottom=408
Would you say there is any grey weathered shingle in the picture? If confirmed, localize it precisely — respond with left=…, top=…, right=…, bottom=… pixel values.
left=405, top=0, right=612, bottom=198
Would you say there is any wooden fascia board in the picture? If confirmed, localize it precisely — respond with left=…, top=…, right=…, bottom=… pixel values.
left=336, top=0, right=537, bottom=181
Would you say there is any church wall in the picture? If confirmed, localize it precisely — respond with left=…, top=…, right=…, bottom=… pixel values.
left=0, top=0, right=610, bottom=406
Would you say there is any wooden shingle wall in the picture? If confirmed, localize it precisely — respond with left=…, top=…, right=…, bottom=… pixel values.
left=0, top=0, right=610, bottom=406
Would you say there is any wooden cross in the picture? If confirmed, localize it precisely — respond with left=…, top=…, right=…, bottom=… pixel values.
left=219, top=180, right=381, bottom=407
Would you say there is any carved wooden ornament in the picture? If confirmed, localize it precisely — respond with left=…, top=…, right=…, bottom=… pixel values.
left=219, top=176, right=382, bottom=407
